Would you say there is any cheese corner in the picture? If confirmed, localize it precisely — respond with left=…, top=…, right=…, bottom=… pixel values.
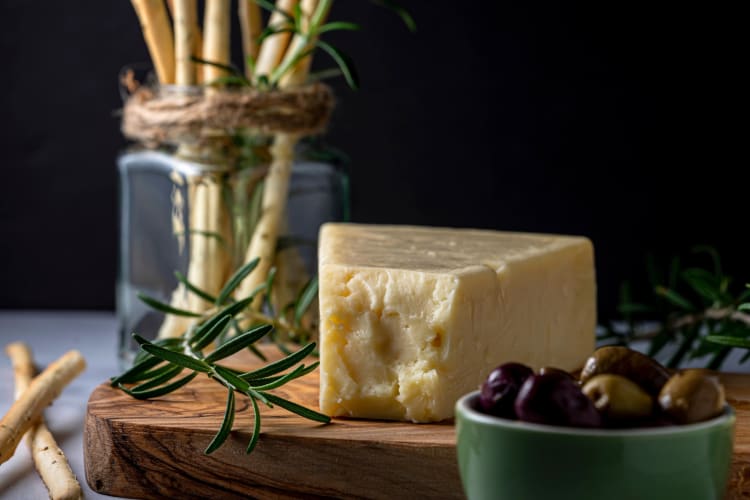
left=318, top=223, right=596, bottom=422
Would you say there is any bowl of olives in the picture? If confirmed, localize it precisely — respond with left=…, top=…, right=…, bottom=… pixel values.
left=455, top=347, right=735, bottom=500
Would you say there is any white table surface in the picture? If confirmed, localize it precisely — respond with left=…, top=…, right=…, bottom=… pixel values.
left=0, top=311, right=120, bottom=500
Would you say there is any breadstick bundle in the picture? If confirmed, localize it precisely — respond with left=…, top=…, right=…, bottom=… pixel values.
left=124, top=0, right=335, bottom=342
left=1, top=343, right=85, bottom=500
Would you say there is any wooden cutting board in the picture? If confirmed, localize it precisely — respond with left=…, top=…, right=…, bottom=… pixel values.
left=84, top=347, right=750, bottom=499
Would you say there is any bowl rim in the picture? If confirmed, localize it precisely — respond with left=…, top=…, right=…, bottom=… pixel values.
left=456, top=390, right=735, bottom=436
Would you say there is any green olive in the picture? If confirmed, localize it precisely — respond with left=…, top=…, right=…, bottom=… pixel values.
left=539, top=366, right=574, bottom=380
left=582, top=374, right=653, bottom=420
left=580, top=346, right=669, bottom=396
left=658, top=369, right=726, bottom=424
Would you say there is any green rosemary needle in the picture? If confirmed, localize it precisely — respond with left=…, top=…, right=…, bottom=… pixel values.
left=600, top=247, right=750, bottom=370
left=113, top=259, right=330, bottom=454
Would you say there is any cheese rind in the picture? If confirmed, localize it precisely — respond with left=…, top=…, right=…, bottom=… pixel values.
left=318, top=223, right=596, bottom=422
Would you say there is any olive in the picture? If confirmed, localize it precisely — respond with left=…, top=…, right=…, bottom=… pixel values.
left=479, top=362, right=534, bottom=418
left=580, top=346, right=670, bottom=396
left=515, top=373, right=602, bottom=428
left=539, top=366, right=575, bottom=380
left=582, top=374, right=653, bottom=420
left=658, top=369, right=726, bottom=424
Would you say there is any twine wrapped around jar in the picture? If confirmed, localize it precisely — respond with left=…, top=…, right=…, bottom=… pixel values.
left=121, top=82, right=334, bottom=146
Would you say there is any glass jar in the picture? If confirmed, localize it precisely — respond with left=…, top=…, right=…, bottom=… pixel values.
left=117, top=139, right=349, bottom=365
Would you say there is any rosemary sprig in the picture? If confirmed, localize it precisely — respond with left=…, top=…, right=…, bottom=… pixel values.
left=113, top=259, right=330, bottom=454
left=191, top=0, right=414, bottom=90
left=601, top=247, right=750, bottom=370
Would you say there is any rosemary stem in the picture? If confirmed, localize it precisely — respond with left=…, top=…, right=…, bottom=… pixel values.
left=707, top=347, right=732, bottom=370
left=666, top=326, right=700, bottom=369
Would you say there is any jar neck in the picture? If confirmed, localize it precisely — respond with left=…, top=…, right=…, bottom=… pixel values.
left=173, top=133, right=274, bottom=172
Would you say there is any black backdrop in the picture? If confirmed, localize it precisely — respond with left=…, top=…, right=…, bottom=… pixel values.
left=0, top=1, right=745, bottom=318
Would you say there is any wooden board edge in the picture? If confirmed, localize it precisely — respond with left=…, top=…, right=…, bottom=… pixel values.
left=84, top=390, right=463, bottom=499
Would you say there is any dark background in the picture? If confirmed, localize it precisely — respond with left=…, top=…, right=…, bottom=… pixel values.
left=0, top=1, right=745, bottom=317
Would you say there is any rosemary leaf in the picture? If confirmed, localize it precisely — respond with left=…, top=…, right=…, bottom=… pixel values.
left=258, top=26, right=296, bottom=45
left=273, top=339, right=293, bottom=356
left=248, top=388, right=270, bottom=406
left=214, top=365, right=252, bottom=393
left=246, top=396, right=261, bottom=454
left=110, top=356, right=163, bottom=386
left=259, top=392, right=330, bottom=423
left=134, top=334, right=212, bottom=373
left=136, top=293, right=203, bottom=317
left=682, top=268, right=727, bottom=304
left=120, top=372, right=198, bottom=400
left=205, top=387, right=235, bottom=454
left=655, top=286, right=694, bottom=311
left=251, top=363, right=319, bottom=391
left=129, top=365, right=184, bottom=392
left=204, top=324, right=273, bottom=363
left=132, top=337, right=184, bottom=364
left=114, top=361, right=177, bottom=386
left=259, top=364, right=319, bottom=385
left=250, top=364, right=306, bottom=391
left=191, top=56, right=246, bottom=81
left=243, top=374, right=283, bottom=387
left=315, top=40, right=359, bottom=90
left=317, top=22, right=360, bottom=35
left=192, top=315, right=233, bottom=351
left=294, top=276, right=319, bottom=328
left=174, top=271, right=219, bottom=304
left=241, top=342, right=316, bottom=380
left=216, top=257, right=260, bottom=305
left=292, top=2, right=303, bottom=30
left=248, top=343, right=268, bottom=362
left=264, top=267, right=278, bottom=317
left=207, top=75, right=253, bottom=87
left=192, top=296, right=256, bottom=344
left=174, top=229, right=228, bottom=248
left=706, top=335, right=750, bottom=349
left=253, top=0, right=294, bottom=22
left=229, top=318, right=267, bottom=361
left=370, top=0, right=416, bottom=32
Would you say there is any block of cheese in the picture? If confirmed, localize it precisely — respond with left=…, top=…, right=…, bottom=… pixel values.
left=318, top=223, right=596, bottom=422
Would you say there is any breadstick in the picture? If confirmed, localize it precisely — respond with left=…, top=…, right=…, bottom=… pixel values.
left=5, top=343, right=82, bottom=500
left=202, top=0, right=231, bottom=84
left=235, top=0, right=327, bottom=309
left=130, top=0, right=176, bottom=84
left=254, top=0, right=299, bottom=79
left=239, top=0, right=263, bottom=78
left=278, top=0, right=326, bottom=87
left=0, top=350, right=86, bottom=465
left=174, top=0, right=198, bottom=86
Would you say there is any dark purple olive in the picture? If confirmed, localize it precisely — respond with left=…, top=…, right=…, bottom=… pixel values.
left=479, top=362, right=534, bottom=419
left=515, top=373, right=602, bottom=428
left=539, top=366, right=575, bottom=380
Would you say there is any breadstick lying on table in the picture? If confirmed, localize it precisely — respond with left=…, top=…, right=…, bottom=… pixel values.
left=0, top=349, right=85, bottom=467
left=4, top=343, right=83, bottom=500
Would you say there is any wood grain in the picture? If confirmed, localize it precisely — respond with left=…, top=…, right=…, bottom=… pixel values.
left=721, top=374, right=750, bottom=499
left=84, top=347, right=750, bottom=499
left=84, top=346, right=460, bottom=499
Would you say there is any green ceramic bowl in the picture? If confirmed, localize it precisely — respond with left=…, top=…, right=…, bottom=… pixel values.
left=456, top=391, right=734, bottom=500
